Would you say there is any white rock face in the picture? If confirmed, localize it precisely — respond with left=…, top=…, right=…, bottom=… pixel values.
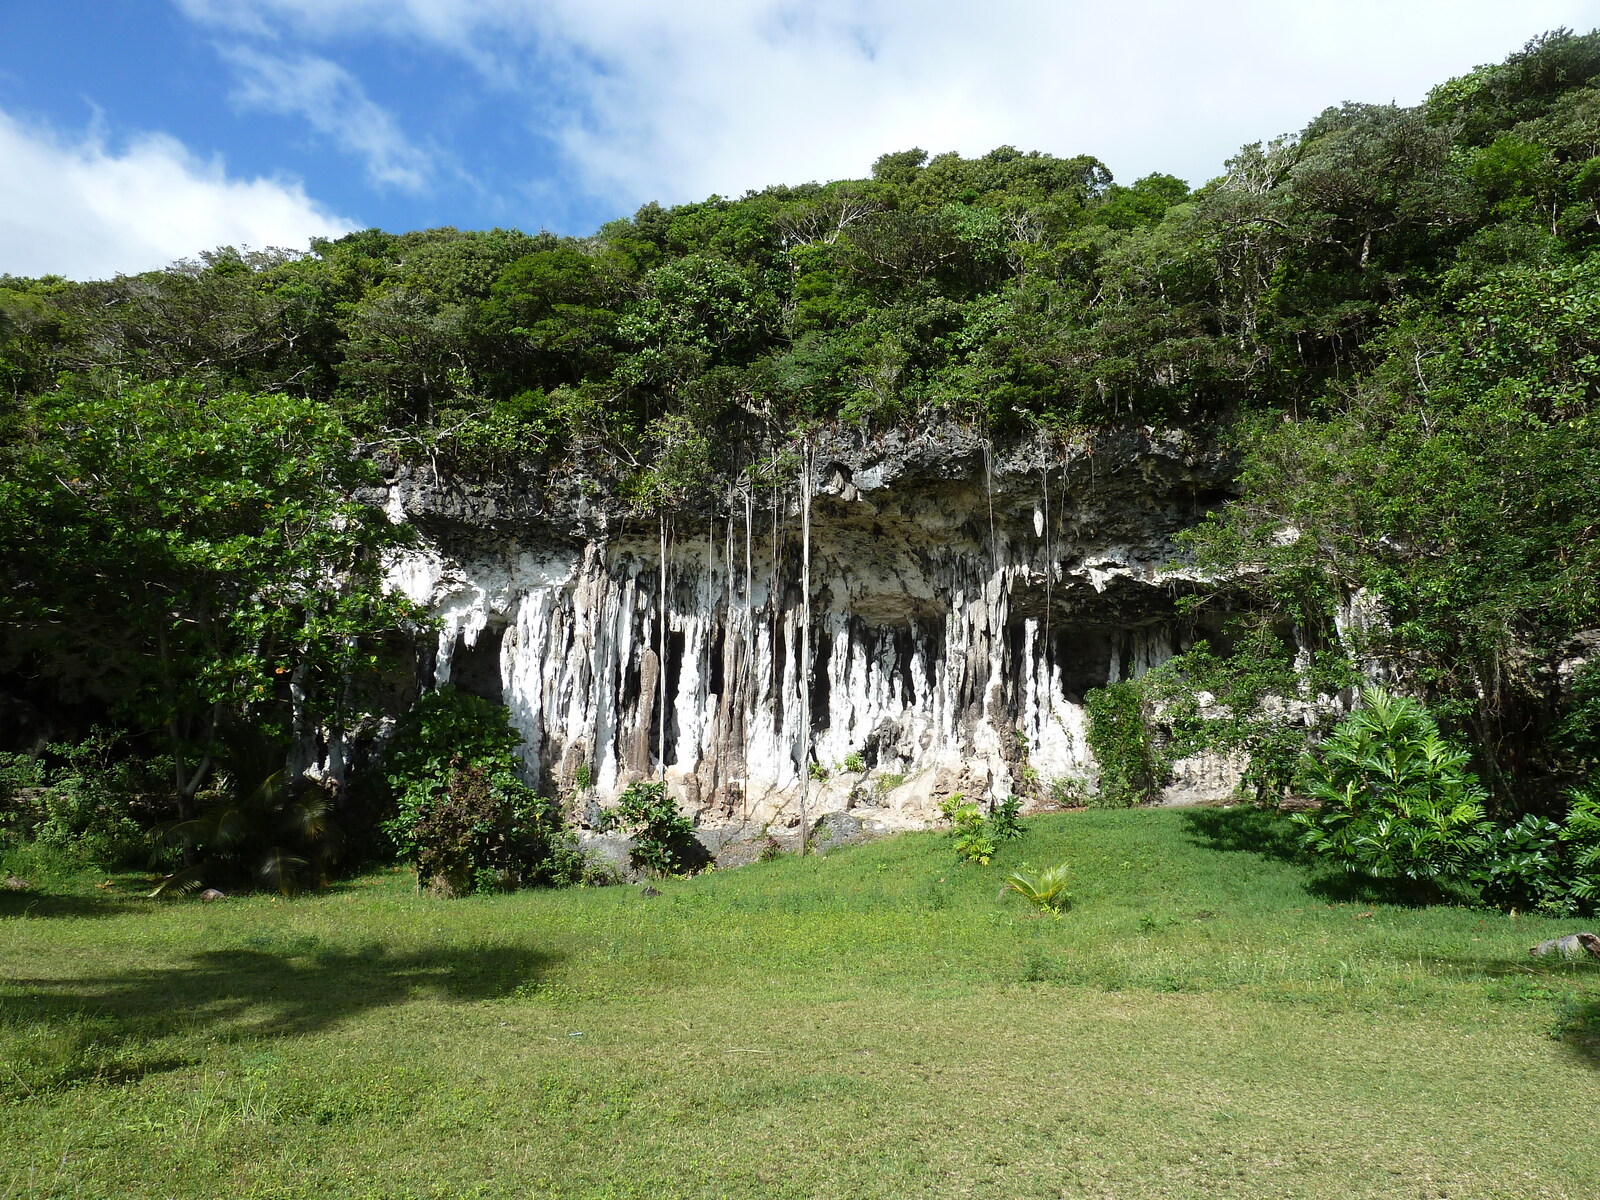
left=383, top=429, right=1242, bottom=827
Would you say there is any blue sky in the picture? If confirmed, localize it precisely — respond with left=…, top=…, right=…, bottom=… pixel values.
left=3, top=0, right=1599, bottom=279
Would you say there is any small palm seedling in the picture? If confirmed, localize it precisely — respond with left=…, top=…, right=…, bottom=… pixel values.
left=150, top=770, right=340, bottom=897
left=150, top=729, right=340, bottom=897
left=998, top=862, right=1071, bottom=917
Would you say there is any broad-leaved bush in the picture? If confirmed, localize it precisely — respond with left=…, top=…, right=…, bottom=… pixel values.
left=1292, top=688, right=1491, bottom=894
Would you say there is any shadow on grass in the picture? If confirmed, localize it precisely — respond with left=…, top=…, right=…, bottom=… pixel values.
left=1177, top=806, right=1469, bottom=907
left=1301, top=873, right=1475, bottom=907
left=1551, top=998, right=1600, bottom=1070
left=0, top=890, right=150, bottom=919
left=1423, top=953, right=1600, bottom=1070
left=1179, top=805, right=1303, bottom=862
left=1, top=940, right=557, bottom=1094
left=1429, top=954, right=1600, bottom=981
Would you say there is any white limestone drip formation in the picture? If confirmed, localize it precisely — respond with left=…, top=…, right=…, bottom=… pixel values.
left=384, top=428, right=1242, bottom=829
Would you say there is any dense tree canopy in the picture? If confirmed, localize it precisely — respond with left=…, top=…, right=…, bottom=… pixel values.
left=2, top=31, right=1595, bottom=460
left=0, top=383, right=416, bottom=809
left=2, top=27, right=1598, bottom=817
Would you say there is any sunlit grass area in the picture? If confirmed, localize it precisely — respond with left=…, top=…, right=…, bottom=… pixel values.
left=4, top=807, right=1599, bottom=1199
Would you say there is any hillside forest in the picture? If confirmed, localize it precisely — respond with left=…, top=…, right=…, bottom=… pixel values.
left=1, top=29, right=1598, bottom=904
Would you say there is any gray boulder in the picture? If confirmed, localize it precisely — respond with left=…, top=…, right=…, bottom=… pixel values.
left=1529, top=932, right=1600, bottom=960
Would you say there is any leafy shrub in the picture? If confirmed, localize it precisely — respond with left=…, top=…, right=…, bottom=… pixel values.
left=1559, top=788, right=1600, bottom=905
left=998, top=862, right=1072, bottom=916
left=1084, top=680, right=1168, bottom=806
left=0, top=751, right=46, bottom=801
left=0, top=751, right=47, bottom=849
left=385, top=687, right=524, bottom=849
left=1474, top=814, right=1569, bottom=912
left=385, top=687, right=592, bottom=894
left=936, top=793, right=1027, bottom=864
left=989, top=795, right=1026, bottom=842
left=1291, top=688, right=1491, bottom=897
left=1378, top=786, right=1600, bottom=916
left=938, top=793, right=996, bottom=865
left=842, top=752, right=866, bottom=774
left=411, top=761, right=587, bottom=897
left=1462, top=789, right=1600, bottom=915
left=1044, top=775, right=1089, bottom=808
left=0, top=730, right=164, bottom=868
left=596, top=781, right=703, bottom=876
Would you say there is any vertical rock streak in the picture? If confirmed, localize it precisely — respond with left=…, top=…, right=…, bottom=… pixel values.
left=385, top=432, right=1229, bottom=824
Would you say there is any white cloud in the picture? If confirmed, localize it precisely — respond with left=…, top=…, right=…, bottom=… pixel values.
left=177, top=0, right=1600, bottom=220
left=224, top=47, right=434, bottom=190
left=0, top=109, right=355, bottom=280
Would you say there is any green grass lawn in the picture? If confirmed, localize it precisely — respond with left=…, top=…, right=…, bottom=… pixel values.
left=4, top=807, right=1599, bottom=1199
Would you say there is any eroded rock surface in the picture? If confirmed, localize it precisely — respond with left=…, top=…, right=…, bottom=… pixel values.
left=380, top=427, right=1241, bottom=833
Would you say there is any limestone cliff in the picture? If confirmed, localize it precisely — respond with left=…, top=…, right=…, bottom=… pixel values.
left=380, top=426, right=1238, bottom=838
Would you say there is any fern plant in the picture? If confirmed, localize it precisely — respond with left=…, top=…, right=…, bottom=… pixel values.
left=998, top=862, right=1071, bottom=916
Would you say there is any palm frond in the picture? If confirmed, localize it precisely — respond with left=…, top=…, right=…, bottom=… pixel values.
left=999, top=862, right=1072, bottom=915
left=148, top=864, right=209, bottom=898
left=255, top=848, right=311, bottom=896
